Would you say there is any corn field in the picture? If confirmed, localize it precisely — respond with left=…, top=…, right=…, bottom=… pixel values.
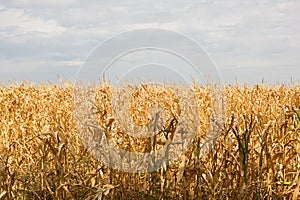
left=0, top=82, right=300, bottom=199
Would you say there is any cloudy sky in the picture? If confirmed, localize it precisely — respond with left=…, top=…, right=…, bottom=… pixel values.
left=0, top=0, right=299, bottom=85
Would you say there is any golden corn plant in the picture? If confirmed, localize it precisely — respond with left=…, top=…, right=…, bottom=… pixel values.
left=0, top=81, right=299, bottom=199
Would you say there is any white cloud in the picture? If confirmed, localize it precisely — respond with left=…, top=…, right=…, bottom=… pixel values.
left=2, top=0, right=78, bottom=7
left=0, top=0, right=299, bottom=84
left=0, top=4, right=66, bottom=42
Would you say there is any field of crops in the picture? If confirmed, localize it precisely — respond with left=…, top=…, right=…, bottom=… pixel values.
left=0, top=82, right=300, bottom=199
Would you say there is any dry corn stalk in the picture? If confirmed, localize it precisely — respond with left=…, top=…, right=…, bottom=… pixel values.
left=0, top=82, right=299, bottom=199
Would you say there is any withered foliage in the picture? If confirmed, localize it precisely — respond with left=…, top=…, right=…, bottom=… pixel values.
left=0, top=82, right=299, bottom=199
